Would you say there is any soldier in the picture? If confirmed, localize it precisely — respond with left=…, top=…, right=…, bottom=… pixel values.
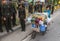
left=0, top=3, right=3, bottom=32
left=18, top=3, right=26, bottom=31
left=29, top=3, right=33, bottom=14
left=51, top=4, right=54, bottom=14
left=18, top=0, right=22, bottom=3
left=21, top=0, right=25, bottom=8
left=51, top=2, right=55, bottom=15
left=34, top=2, right=38, bottom=12
left=2, top=0, right=13, bottom=33
left=37, top=2, right=42, bottom=13
left=11, top=3, right=17, bottom=26
left=24, top=1, right=28, bottom=9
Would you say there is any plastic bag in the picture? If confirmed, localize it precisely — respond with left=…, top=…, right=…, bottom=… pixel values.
left=27, top=16, right=32, bottom=23
left=47, top=18, right=52, bottom=23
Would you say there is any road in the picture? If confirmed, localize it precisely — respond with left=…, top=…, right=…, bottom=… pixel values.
left=30, top=9, right=60, bottom=41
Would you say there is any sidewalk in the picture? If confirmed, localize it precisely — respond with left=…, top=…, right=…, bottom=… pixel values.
left=0, top=22, right=32, bottom=41
left=0, top=7, right=31, bottom=41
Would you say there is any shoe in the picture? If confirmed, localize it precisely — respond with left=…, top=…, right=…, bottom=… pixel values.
left=7, top=31, right=10, bottom=33
left=21, top=30, right=25, bottom=31
left=11, top=29, right=14, bottom=32
left=13, top=24, right=17, bottom=27
left=15, top=24, right=17, bottom=26
left=0, top=30, right=3, bottom=33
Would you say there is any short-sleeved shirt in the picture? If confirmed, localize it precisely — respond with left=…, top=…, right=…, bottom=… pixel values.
left=44, top=10, right=51, bottom=18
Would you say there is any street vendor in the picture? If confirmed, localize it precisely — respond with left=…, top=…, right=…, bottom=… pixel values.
left=44, top=6, right=52, bottom=27
left=44, top=6, right=51, bottom=18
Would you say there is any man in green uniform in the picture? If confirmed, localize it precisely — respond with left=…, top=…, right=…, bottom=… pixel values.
left=18, top=3, right=26, bottom=31
left=2, top=0, right=13, bottom=33
left=0, top=2, right=3, bottom=32
left=10, top=3, right=17, bottom=26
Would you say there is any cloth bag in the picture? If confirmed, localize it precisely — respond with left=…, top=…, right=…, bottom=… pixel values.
left=39, top=25, right=45, bottom=32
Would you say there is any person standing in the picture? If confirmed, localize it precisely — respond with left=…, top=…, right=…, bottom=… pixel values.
left=11, top=3, right=17, bottom=26
left=18, top=0, right=22, bottom=3
left=37, top=2, right=42, bottom=13
left=34, top=2, right=42, bottom=13
left=21, top=0, right=25, bottom=8
left=18, top=4, right=26, bottom=31
left=44, top=6, right=51, bottom=28
left=51, top=5, right=54, bottom=14
left=2, top=0, right=13, bottom=33
left=9, top=0, right=17, bottom=27
left=24, top=1, right=28, bottom=9
left=34, top=2, right=38, bottom=12
left=0, top=3, right=3, bottom=32
left=29, top=3, right=33, bottom=14
left=44, top=6, right=51, bottom=18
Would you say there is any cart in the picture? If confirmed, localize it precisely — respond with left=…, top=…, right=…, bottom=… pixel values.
left=30, top=12, right=48, bottom=39
left=26, top=12, right=48, bottom=39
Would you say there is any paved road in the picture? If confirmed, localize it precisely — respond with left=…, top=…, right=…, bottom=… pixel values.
left=30, top=9, right=60, bottom=41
